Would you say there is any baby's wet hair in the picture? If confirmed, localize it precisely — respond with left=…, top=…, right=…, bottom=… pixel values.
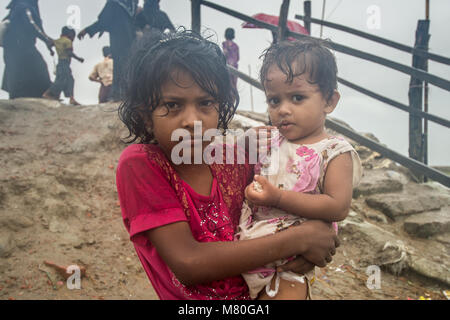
left=260, top=38, right=338, bottom=102
left=119, top=29, right=239, bottom=144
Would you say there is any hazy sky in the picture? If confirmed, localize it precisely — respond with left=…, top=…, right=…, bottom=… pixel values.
left=1, top=0, right=449, bottom=165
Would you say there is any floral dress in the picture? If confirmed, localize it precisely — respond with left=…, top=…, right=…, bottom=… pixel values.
left=236, top=134, right=362, bottom=299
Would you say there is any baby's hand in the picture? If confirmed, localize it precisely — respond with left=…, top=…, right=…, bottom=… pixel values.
left=245, top=175, right=281, bottom=207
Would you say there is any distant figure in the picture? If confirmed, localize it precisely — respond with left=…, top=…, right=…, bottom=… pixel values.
left=2, top=0, right=53, bottom=99
left=78, top=0, right=138, bottom=101
left=89, top=46, right=114, bottom=104
left=136, top=0, right=175, bottom=33
left=222, top=28, right=239, bottom=89
left=42, top=26, right=84, bottom=106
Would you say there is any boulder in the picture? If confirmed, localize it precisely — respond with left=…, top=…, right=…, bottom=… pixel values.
left=0, top=232, right=15, bottom=258
left=353, top=169, right=405, bottom=198
left=365, top=193, right=442, bottom=221
left=409, top=255, right=450, bottom=286
left=403, top=208, right=450, bottom=238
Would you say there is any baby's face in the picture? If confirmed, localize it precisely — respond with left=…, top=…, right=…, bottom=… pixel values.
left=264, top=65, right=338, bottom=145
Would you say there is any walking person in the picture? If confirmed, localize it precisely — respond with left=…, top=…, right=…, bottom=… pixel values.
left=89, top=46, right=113, bottom=104
left=78, top=0, right=138, bottom=101
left=42, top=26, right=84, bottom=106
left=2, top=0, right=53, bottom=99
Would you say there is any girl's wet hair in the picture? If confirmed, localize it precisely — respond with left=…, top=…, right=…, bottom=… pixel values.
left=119, top=29, right=239, bottom=144
left=259, top=38, right=338, bottom=102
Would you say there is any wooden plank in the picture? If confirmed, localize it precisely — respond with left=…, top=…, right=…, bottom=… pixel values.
left=200, top=1, right=278, bottom=32
left=408, top=20, right=430, bottom=171
left=285, top=29, right=450, bottom=92
left=228, top=65, right=450, bottom=187
left=191, top=0, right=201, bottom=34
left=278, top=0, right=290, bottom=41
left=295, top=14, right=450, bottom=65
left=337, top=77, right=450, bottom=129
left=325, top=119, right=450, bottom=187
left=199, top=0, right=450, bottom=91
left=303, top=1, right=311, bottom=34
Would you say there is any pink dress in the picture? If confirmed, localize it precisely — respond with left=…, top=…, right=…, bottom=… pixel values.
left=116, top=144, right=253, bottom=300
left=236, top=135, right=363, bottom=299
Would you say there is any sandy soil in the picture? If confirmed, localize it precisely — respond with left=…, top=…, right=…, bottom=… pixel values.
left=0, top=99, right=447, bottom=300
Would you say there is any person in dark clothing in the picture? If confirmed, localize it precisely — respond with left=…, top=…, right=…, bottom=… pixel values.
left=78, top=0, right=138, bottom=101
left=1, top=0, right=53, bottom=99
left=136, top=0, right=175, bottom=33
left=42, top=27, right=84, bottom=105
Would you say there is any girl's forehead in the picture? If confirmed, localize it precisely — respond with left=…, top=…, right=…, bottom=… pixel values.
left=161, top=69, right=210, bottom=97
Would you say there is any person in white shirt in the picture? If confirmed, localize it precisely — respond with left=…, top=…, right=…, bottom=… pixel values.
left=89, top=46, right=114, bottom=103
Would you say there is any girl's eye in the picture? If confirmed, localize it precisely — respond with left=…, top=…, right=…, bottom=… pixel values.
left=199, top=100, right=216, bottom=108
left=292, top=95, right=304, bottom=102
left=164, top=102, right=181, bottom=110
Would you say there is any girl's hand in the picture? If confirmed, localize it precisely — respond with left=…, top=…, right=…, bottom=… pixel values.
left=277, top=256, right=315, bottom=275
left=245, top=175, right=281, bottom=207
left=291, top=220, right=339, bottom=268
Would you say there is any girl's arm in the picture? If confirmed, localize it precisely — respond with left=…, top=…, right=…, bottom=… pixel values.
left=246, top=152, right=354, bottom=222
left=146, top=219, right=338, bottom=286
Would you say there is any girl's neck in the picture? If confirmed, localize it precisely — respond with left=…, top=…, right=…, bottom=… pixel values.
left=173, top=163, right=214, bottom=197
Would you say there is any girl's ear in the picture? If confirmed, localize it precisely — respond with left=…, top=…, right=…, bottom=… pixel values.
left=324, top=90, right=340, bottom=114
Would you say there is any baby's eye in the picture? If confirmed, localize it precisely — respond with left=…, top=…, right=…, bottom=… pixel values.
left=267, top=97, right=280, bottom=106
left=292, top=95, right=304, bottom=102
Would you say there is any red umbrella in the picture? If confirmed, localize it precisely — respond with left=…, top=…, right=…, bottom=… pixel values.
left=242, top=13, right=309, bottom=39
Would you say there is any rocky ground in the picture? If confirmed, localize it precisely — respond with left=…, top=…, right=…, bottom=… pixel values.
left=0, top=99, right=448, bottom=300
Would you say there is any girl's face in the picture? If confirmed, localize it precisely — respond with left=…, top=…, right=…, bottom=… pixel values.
left=264, top=65, right=340, bottom=145
left=150, top=69, right=220, bottom=162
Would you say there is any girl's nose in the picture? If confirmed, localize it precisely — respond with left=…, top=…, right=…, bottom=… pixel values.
left=180, top=104, right=200, bottom=131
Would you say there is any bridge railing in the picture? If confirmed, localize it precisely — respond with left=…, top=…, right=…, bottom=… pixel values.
left=190, top=0, right=450, bottom=187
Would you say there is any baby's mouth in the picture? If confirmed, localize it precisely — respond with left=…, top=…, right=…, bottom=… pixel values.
left=278, top=121, right=294, bottom=130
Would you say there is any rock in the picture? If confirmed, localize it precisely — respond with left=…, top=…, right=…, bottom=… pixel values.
left=49, top=217, right=69, bottom=233
left=339, top=218, right=399, bottom=252
left=409, top=255, right=450, bottom=286
left=366, top=211, right=388, bottom=224
left=435, top=233, right=450, bottom=246
left=71, top=133, right=101, bottom=153
left=403, top=208, right=450, bottom=238
left=365, top=193, right=442, bottom=221
left=0, top=216, right=34, bottom=232
left=44, top=198, right=72, bottom=219
left=0, top=232, right=15, bottom=258
left=353, top=169, right=404, bottom=198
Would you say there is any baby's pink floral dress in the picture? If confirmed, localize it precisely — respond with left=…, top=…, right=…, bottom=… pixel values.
left=236, top=134, right=362, bottom=299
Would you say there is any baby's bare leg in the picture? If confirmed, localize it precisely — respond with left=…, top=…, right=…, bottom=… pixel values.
left=258, top=277, right=308, bottom=300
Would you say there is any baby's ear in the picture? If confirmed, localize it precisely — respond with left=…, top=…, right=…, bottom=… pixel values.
left=324, top=90, right=340, bottom=114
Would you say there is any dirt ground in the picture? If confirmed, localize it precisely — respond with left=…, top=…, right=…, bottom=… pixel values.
left=0, top=99, right=447, bottom=300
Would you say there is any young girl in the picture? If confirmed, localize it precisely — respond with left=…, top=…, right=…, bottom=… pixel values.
left=222, top=27, right=239, bottom=89
left=116, top=30, right=340, bottom=300
left=237, top=39, right=363, bottom=300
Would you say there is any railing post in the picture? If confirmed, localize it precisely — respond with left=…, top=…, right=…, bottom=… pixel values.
left=278, top=0, right=290, bottom=41
left=191, top=0, right=201, bottom=34
left=408, top=19, right=430, bottom=181
left=303, top=0, right=311, bottom=34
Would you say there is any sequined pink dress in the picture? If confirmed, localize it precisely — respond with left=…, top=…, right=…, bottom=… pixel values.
left=116, top=144, right=253, bottom=300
